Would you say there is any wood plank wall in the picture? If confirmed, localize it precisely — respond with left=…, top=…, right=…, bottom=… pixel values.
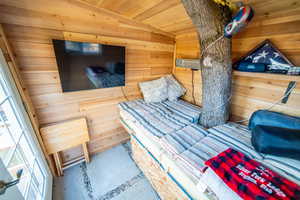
left=0, top=0, right=174, bottom=161
left=174, top=9, right=300, bottom=121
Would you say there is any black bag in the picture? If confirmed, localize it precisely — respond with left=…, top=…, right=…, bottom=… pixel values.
left=249, top=110, right=300, bottom=131
left=252, top=125, right=300, bottom=161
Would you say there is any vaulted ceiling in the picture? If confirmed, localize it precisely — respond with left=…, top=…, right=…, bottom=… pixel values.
left=76, top=0, right=300, bottom=35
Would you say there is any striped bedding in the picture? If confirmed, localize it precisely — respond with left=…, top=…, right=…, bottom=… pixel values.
left=207, top=123, right=300, bottom=184
left=207, top=122, right=264, bottom=160
left=263, top=155, right=300, bottom=185
left=119, top=99, right=202, bottom=123
left=119, top=99, right=202, bottom=138
left=172, top=123, right=264, bottom=180
left=160, top=124, right=208, bottom=158
left=174, top=122, right=300, bottom=186
left=119, top=99, right=300, bottom=193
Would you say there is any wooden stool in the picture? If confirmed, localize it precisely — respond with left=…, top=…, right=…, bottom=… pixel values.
left=40, top=117, right=90, bottom=176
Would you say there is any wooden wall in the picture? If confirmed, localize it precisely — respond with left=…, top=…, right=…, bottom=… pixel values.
left=174, top=6, right=300, bottom=121
left=0, top=0, right=174, bottom=161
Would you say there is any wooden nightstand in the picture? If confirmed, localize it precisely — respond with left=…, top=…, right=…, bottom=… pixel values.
left=40, top=117, right=90, bottom=176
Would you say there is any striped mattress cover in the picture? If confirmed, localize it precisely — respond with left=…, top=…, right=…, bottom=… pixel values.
left=183, top=123, right=300, bottom=188
left=262, top=154, right=300, bottom=185
left=172, top=122, right=264, bottom=181
left=160, top=124, right=209, bottom=157
left=121, top=118, right=209, bottom=200
left=119, top=99, right=202, bottom=138
left=208, top=122, right=300, bottom=185
left=119, top=99, right=300, bottom=197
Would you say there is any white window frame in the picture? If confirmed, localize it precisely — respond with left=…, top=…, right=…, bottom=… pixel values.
left=0, top=50, right=52, bottom=200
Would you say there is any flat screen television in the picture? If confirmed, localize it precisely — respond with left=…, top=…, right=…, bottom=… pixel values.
left=52, top=39, right=125, bottom=92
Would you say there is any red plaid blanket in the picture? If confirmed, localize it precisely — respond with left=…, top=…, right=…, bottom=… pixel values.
left=205, top=148, right=300, bottom=200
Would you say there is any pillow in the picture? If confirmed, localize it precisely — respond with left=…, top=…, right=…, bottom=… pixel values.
left=249, top=110, right=300, bottom=131
left=164, top=75, right=186, bottom=101
left=139, top=77, right=168, bottom=103
left=251, top=125, right=300, bottom=161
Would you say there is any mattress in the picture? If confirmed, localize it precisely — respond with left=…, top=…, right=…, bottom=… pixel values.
left=173, top=122, right=264, bottom=181
left=262, top=155, right=300, bottom=185
left=159, top=100, right=203, bottom=123
left=119, top=100, right=208, bottom=199
left=125, top=121, right=208, bottom=200
left=207, top=123, right=300, bottom=184
left=160, top=124, right=209, bottom=157
left=119, top=99, right=300, bottom=199
left=207, top=122, right=264, bottom=160
left=119, top=99, right=202, bottom=138
left=119, top=99, right=202, bottom=123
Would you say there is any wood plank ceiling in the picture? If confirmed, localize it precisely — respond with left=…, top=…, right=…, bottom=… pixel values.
left=76, top=0, right=300, bottom=35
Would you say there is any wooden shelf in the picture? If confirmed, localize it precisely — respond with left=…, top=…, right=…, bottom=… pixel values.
left=176, top=59, right=300, bottom=82
left=233, top=71, right=300, bottom=82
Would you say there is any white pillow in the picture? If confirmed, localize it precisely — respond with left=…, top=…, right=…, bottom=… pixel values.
left=139, top=77, right=168, bottom=103
left=164, top=74, right=186, bottom=101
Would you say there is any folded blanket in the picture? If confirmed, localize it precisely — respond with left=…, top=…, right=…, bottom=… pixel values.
left=205, top=148, right=300, bottom=200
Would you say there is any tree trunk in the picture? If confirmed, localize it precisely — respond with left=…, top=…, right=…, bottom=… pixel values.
left=181, top=0, right=232, bottom=128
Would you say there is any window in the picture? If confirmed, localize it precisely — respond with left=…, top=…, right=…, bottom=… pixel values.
left=0, top=51, right=52, bottom=199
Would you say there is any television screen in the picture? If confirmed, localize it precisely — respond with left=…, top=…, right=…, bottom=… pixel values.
left=52, top=39, right=125, bottom=92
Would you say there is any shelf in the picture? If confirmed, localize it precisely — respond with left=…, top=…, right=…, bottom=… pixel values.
left=175, top=59, right=300, bottom=82
left=233, top=71, right=300, bottom=82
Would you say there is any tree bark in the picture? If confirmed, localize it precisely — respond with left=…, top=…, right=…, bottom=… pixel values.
left=181, top=0, right=232, bottom=128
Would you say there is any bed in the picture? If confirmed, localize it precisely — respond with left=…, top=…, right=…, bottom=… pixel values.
left=119, top=99, right=300, bottom=200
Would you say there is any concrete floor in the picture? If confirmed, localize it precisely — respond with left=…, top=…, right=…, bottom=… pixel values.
left=53, top=142, right=160, bottom=200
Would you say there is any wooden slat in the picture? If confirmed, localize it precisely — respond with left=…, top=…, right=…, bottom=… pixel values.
left=133, top=0, right=181, bottom=21
left=53, top=152, right=63, bottom=176
left=82, top=143, right=90, bottom=163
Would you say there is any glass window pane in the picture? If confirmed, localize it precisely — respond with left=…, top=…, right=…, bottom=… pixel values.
left=36, top=191, right=42, bottom=200
left=0, top=117, right=16, bottom=164
left=0, top=82, right=8, bottom=103
left=26, top=181, right=38, bottom=200
left=7, top=149, right=31, bottom=196
left=0, top=99, right=23, bottom=140
left=33, top=162, right=44, bottom=193
left=19, top=135, right=35, bottom=167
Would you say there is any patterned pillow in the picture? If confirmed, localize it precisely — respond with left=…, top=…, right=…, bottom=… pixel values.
left=164, top=75, right=186, bottom=101
left=139, top=77, right=168, bottom=103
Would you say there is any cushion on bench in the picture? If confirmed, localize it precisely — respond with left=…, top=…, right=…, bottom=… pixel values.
left=263, top=155, right=300, bottom=185
left=176, top=136, right=230, bottom=179
left=174, top=123, right=264, bottom=180
left=160, top=124, right=208, bottom=157
left=207, top=122, right=264, bottom=160
left=119, top=99, right=202, bottom=138
left=120, top=100, right=300, bottom=197
left=160, top=100, right=202, bottom=123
